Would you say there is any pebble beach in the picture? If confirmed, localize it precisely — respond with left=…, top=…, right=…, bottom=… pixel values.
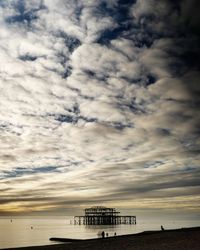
left=3, top=227, right=200, bottom=250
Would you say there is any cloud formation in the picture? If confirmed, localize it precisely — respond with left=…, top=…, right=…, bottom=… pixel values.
left=0, top=0, right=200, bottom=215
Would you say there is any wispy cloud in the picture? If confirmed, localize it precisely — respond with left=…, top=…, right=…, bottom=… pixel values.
left=0, top=0, right=199, bottom=214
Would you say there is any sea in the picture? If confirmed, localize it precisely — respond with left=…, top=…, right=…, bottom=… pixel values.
left=0, top=215, right=200, bottom=249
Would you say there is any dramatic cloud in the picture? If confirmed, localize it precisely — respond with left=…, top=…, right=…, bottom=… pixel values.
left=0, top=0, right=199, bottom=215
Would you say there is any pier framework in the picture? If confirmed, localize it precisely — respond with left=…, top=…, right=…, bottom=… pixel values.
left=74, top=206, right=136, bottom=225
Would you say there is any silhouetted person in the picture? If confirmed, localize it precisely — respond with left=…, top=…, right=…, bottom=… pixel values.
left=161, top=225, right=164, bottom=231
left=114, top=232, right=117, bottom=236
left=101, top=231, right=105, bottom=238
left=106, top=232, right=109, bottom=237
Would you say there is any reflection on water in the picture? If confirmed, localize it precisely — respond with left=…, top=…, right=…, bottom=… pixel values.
left=0, top=216, right=199, bottom=249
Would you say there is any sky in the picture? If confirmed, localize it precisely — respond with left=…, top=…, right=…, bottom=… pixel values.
left=0, top=0, right=200, bottom=216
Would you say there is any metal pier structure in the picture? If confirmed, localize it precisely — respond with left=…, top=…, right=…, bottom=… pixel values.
left=74, top=206, right=136, bottom=225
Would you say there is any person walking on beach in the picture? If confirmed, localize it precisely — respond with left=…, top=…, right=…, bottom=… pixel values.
left=101, top=231, right=105, bottom=238
left=161, top=225, right=164, bottom=231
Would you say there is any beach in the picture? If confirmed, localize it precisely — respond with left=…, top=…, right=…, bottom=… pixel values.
left=2, top=227, right=200, bottom=250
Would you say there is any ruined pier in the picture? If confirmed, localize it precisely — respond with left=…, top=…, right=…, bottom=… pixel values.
left=74, top=206, right=136, bottom=225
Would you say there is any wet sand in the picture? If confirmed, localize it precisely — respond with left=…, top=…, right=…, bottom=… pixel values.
left=3, top=227, right=200, bottom=250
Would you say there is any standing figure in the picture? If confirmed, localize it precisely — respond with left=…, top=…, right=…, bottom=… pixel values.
left=101, top=231, right=105, bottom=238
left=161, top=225, right=164, bottom=231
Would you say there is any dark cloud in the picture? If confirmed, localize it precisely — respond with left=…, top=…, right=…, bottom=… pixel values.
left=19, top=54, right=38, bottom=61
left=5, top=0, right=46, bottom=25
left=1, top=166, right=59, bottom=179
left=56, top=31, right=81, bottom=53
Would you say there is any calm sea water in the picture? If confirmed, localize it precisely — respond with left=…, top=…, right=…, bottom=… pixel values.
left=0, top=215, right=199, bottom=249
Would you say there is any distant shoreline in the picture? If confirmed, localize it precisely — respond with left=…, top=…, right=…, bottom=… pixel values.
left=2, top=227, right=200, bottom=250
